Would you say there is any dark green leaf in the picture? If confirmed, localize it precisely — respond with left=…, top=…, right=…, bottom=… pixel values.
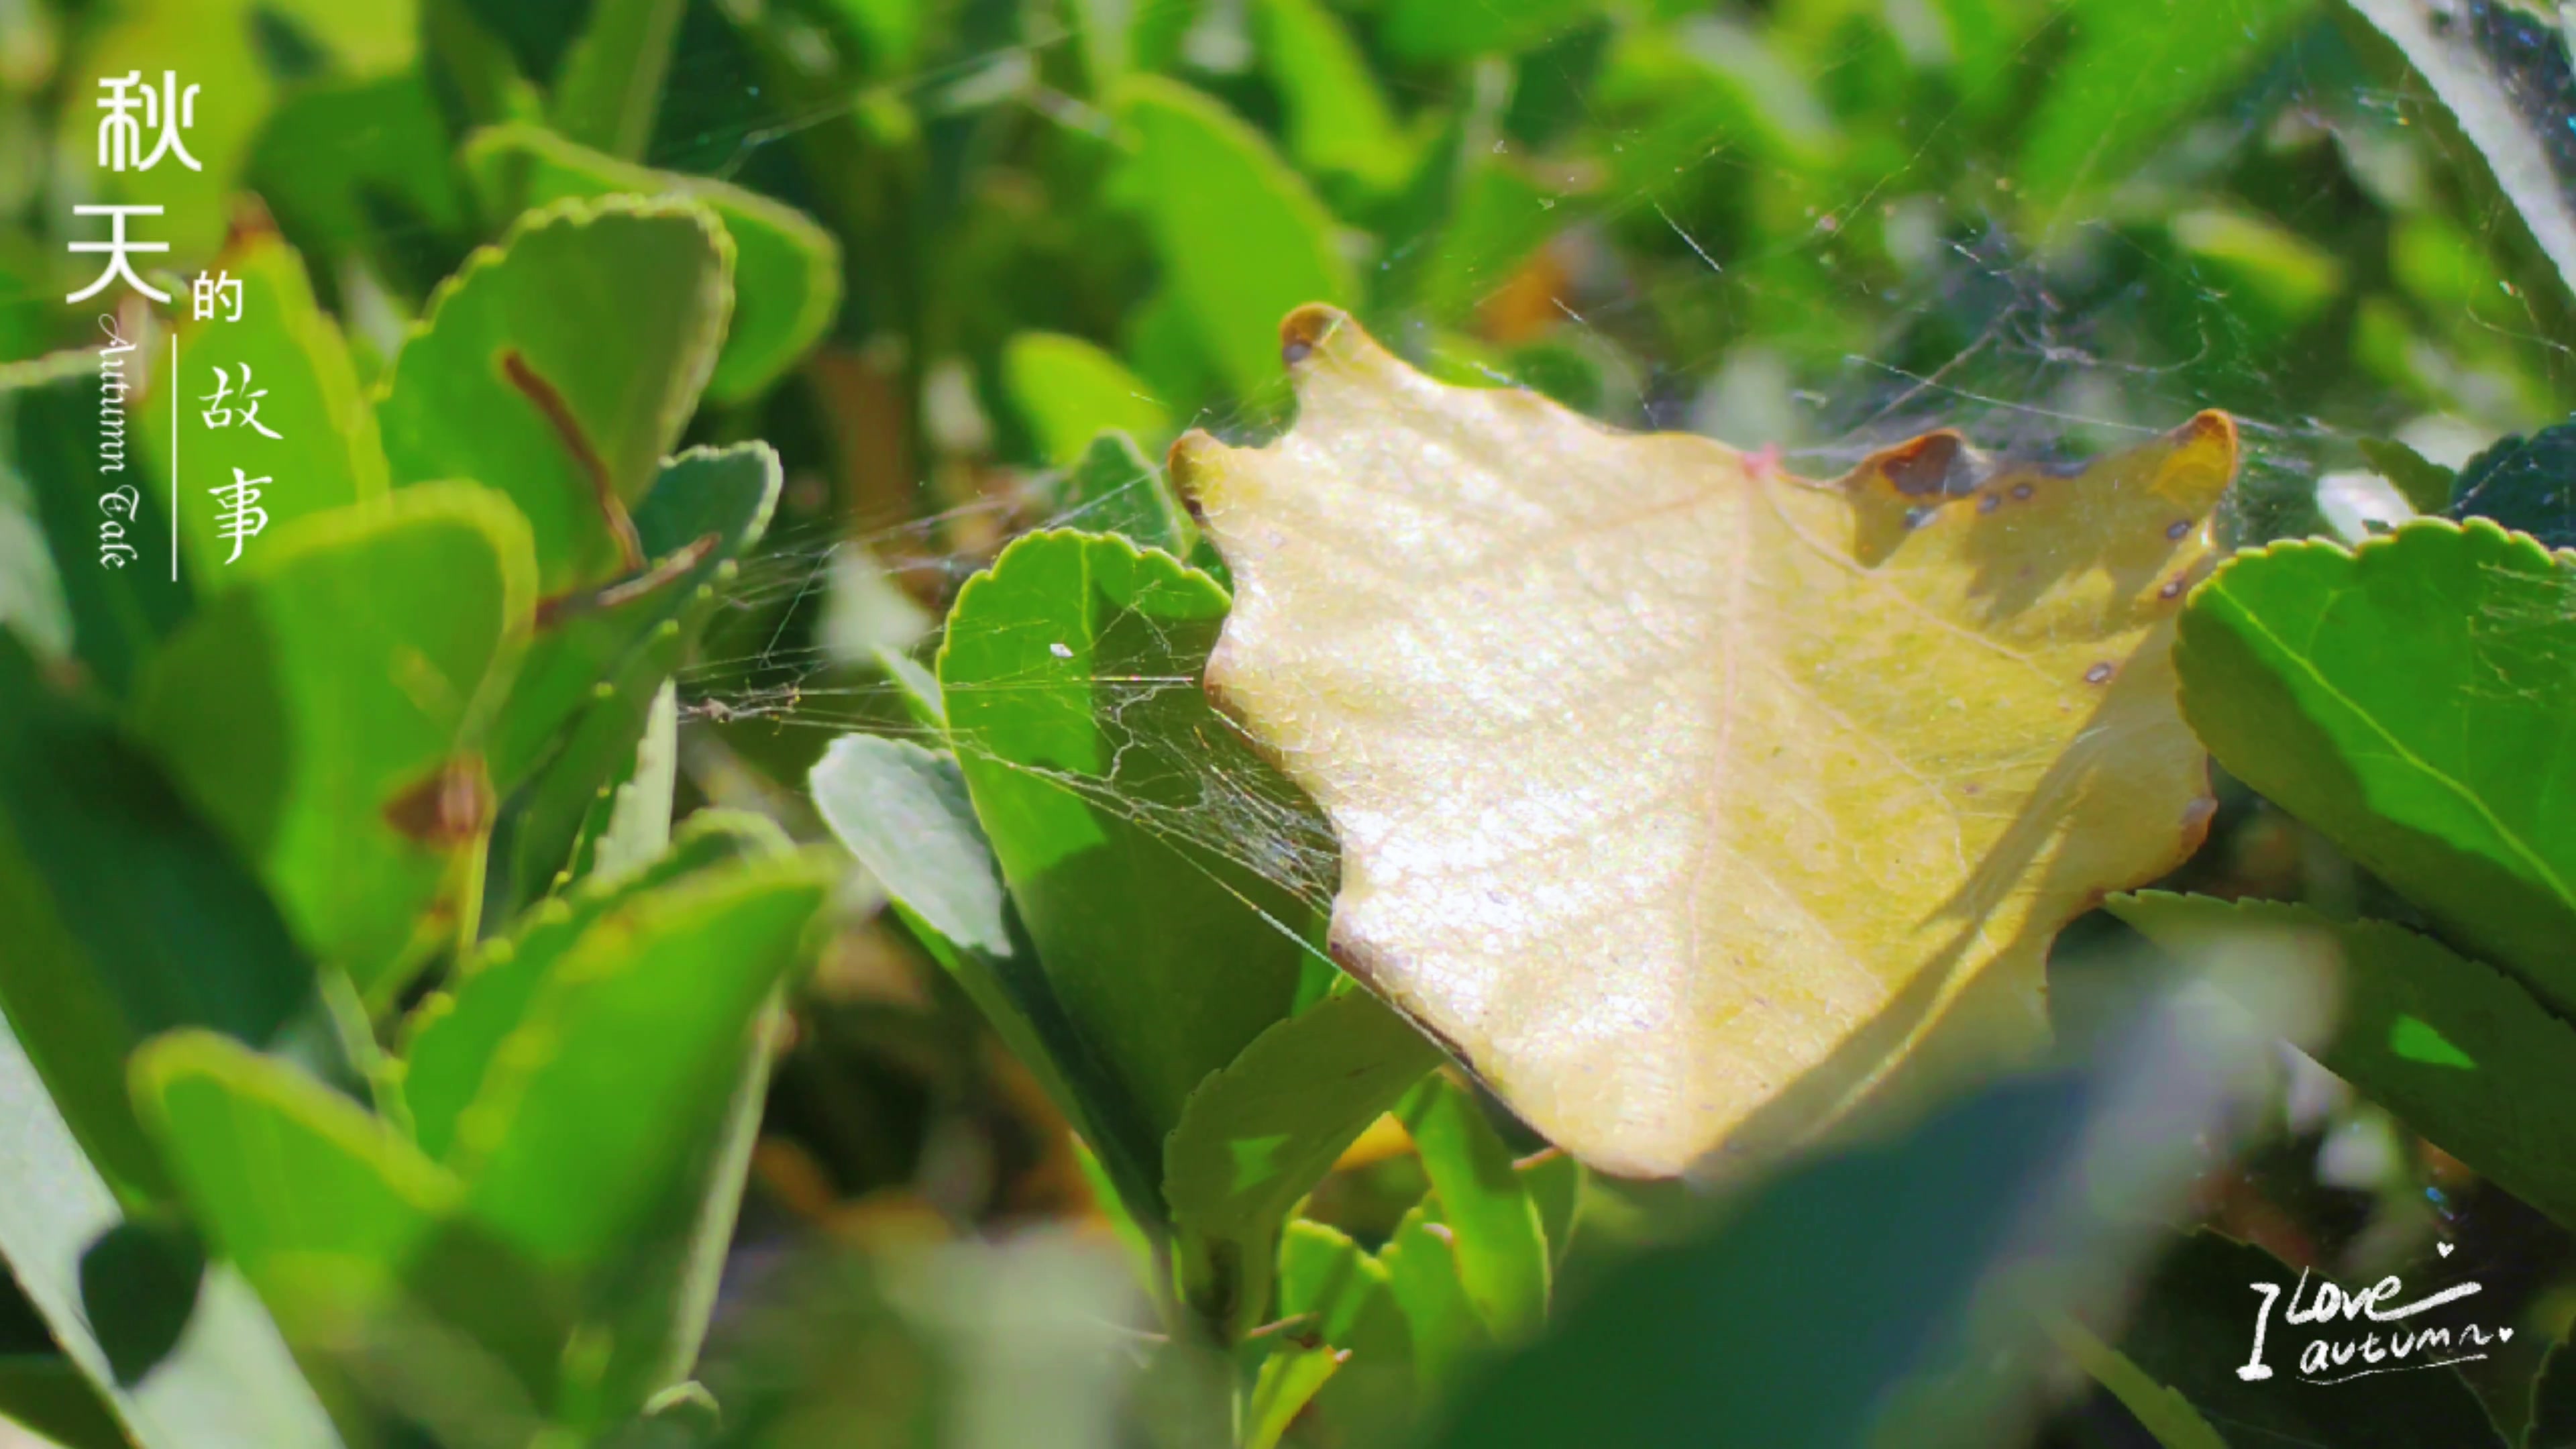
left=1379, top=0, right=1600, bottom=62
left=2112, top=892, right=2576, bottom=1228
left=0, top=1354, right=129, bottom=1449
left=1164, top=987, right=1440, bottom=1338
left=2016, top=0, right=2319, bottom=214
left=7, top=360, right=190, bottom=699
left=2112, top=1233, right=2505, bottom=1449
left=0, top=634, right=337, bottom=1205
left=2358, top=436, right=2456, bottom=517
left=2532, top=1341, right=2576, bottom=1449
left=0, top=1020, right=337, bottom=1449
left=2046, top=1317, right=2229, bottom=1449
left=808, top=733, right=1166, bottom=1234
left=1047, top=432, right=1199, bottom=561
left=2446, top=423, right=2576, bottom=549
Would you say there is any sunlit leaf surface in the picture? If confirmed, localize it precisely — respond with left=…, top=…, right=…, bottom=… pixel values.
left=1173, top=307, right=2237, bottom=1177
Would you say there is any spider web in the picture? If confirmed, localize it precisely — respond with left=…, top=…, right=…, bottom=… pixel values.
left=659, top=0, right=2576, bottom=961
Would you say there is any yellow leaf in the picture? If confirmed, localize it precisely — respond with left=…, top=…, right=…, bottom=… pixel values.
left=1169, top=307, right=2235, bottom=1178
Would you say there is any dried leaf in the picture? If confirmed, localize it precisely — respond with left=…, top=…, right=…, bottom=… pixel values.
left=1171, top=307, right=2236, bottom=1177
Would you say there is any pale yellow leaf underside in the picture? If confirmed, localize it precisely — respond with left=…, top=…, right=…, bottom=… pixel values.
left=1171, top=307, right=2235, bottom=1178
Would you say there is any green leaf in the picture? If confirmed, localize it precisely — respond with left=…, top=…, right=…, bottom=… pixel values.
left=871, top=646, right=946, bottom=731
left=808, top=733, right=1166, bottom=1234
left=2445, top=423, right=2576, bottom=549
left=2533, top=1341, right=2576, bottom=1449
left=0, top=1020, right=340, bottom=1449
left=68, top=0, right=418, bottom=259
left=134, top=1034, right=462, bottom=1344
left=1003, top=334, right=1173, bottom=467
left=486, top=443, right=783, bottom=914
left=377, top=195, right=733, bottom=595
left=7, top=362, right=191, bottom=699
left=1279, top=1221, right=1415, bottom=1438
left=444, top=856, right=828, bottom=1269
left=588, top=682, right=679, bottom=882
left=1164, top=988, right=1440, bottom=1338
left=1375, top=1199, right=1487, bottom=1398
left=1378, top=0, right=1600, bottom=62
left=1517, top=1150, right=1582, bottom=1269
left=2015, top=0, right=2318, bottom=215
left=2175, top=520, right=2576, bottom=1002
left=1416, top=1005, right=2295, bottom=1449
left=442, top=855, right=828, bottom=1428
left=2167, top=208, right=2346, bottom=337
left=245, top=74, right=468, bottom=287
left=463, top=125, right=842, bottom=402
left=0, top=1354, right=127, bottom=1449
left=150, top=226, right=386, bottom=588
left=938, top=530, right=1327, bottom=1165
left=0, top=635, right=337, bottom=1205
left=488, top=443, right=782, bottom=795
left=2112, top=1232, right=2505, bottom=1449
left=129, top=483, right=537, bottom=1000
left=2045, top=1316, right=2229, bottom=1449
left=547, top=0, right=685, bottom=160
left=1397, top=1077, right=1548, bottom=1343
left=2109, top=892, right=2576, bottom=1228
left=1046, top=432, right=1200, bottom=561
left=1254, top=0, right=1412, bottom=189
left=1245, top=1342, right=1342, bottom=1449
left=2358, top=436, right=2455, bottom=517
left=403, top=810, right=792, bottom=1160
left=1114, top=78, right=1354, bottom=402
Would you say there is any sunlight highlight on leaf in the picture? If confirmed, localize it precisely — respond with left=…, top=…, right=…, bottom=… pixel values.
left=1172, top=307, right=2238, bottom=1177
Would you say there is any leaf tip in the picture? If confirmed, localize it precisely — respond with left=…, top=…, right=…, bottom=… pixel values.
left=1279, top=303, right=1349, bottom=369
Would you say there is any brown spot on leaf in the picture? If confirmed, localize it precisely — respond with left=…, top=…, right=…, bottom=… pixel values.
left=1279, top=305, right=1345, bottom=367
left=1875, top=432, right=1966, bottom=496
left=502, top=348, right=644, bottom=573
left=385, top=757, right=494, bottom=849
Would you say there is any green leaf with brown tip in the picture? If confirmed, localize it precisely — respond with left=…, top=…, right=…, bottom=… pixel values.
left=129, top=484, right=536, bottom=1000
left=377, top=195, right=733, bottom=594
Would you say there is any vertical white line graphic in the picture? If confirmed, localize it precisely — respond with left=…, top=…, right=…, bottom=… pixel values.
left=168, top=333, right=177, bottom=582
